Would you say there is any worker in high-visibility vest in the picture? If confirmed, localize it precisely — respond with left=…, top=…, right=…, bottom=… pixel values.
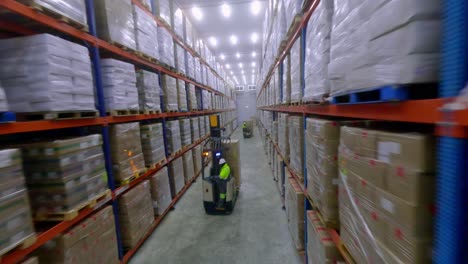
left=242, top=122, right=247, bottom=129
left=217, top=158, right=231, bottom=209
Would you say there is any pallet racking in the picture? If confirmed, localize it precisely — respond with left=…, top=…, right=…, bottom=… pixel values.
left=256, top=0, right=468, bottom=263
left=0, top=0, right=237, bottom=263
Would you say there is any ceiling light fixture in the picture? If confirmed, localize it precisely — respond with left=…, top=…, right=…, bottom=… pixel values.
left=252, top=62, right=256, bottom=67
left=221, top=3, right=231, bottom=18
left=209, top=36, right=217, bottom=47
left=236, top=52, right=241, bottom=59
left=252, top=51, right=257, bottom=58
left=251, top=33, right=258, bottom=43
left=230, top=35, right=238, bottom=45
left=192, top=6, right=203, bottom=21
left=239, top=63, right=243, bottom=68
left=251, top=1, right=261, bottom=15
left=226, top=64, right=231, bottom=69
left=220, top=54, right=225, bottom=60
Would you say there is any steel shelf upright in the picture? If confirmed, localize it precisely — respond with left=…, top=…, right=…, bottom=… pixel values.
left=434, top=0, right=468, bottom=263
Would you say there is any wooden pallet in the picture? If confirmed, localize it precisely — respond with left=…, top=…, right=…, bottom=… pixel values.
left=146, top=158, right=166, bottom=169
left=17, top=111, right=98, bottom=121
left=108, top=40, right=137, bottom=54
left=117, top=168, right=148, bottom=186
left=107, top=109, right=140, bottom=116
left=290, top=101, right=301, bottom=106
left=311, top=202, right=339, bottom=230
left=26, top=1, right=89, bottom=32
left=139, top=109, right=161, bottom=115
left=287, top=14, right=303, bottom=38
left=0, top=233, right=37, bottom=258
left=0, top=112, right=16, bottom=123
left=166, top=109, right=179, bottom=113
left=34, top=190, right=111, bottom=221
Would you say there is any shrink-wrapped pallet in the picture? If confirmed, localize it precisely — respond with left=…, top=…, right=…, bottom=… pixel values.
left=94, top=0, right=136, bottom=50
left=286, top=177, right=304, bottom=250
left=109, top=123, right=145, bottom=182
left=149, top=167, right=171, bottom=215
left=282, top=54, right=291, bottom=104
left=137, top=70, right=161, bottom=112
left=290, top=39, right=301, bottom=103
left=18, top=0, right=88, bottom=28
left=306, top=211, right=343, bottom=264
left=199, top=116, right=206, bottom=137
left=0, top=84, right=7, bottom=111
left=168, top=157, right=185, bottom=197
left=175, top=44, right=186, bottom=76
left=171, top=2, right=184, bottom=38
left=203, top=90, right=212, bottom=110
left=289, top=116, right=304, bottom=181
left=157, top=27, right=175, bottom=68
left=20, top=135, right=108, bottom=215
left=303, top=0, right=333, bottom=101
left=133, top=4, right=159, bottom=59
left=278, top=113, right=290, bottom=161
left=36, top=206, right=119, bottom=263
left=192, top=145, right=202, bottom=175
left=140, top=123, right=165, bottom=167
left=179, top=118, right=192, bottom=147
left=161, top=75, right=178, bottom=112
left=166, top=120, right=182, bottom=155
left=188, top=83, right=197, bottom=111
left=153, top=0, right=171, bottom=26
left=194, top=58, right=202, bottom=83
left=184, top=16, right=194, bottom=48
left=191, top=117, right=200, bottom=142
left=0, top=34, right=95, bottom=112
left=0, top=149, right=35, bottom=255
left=101, top=59, right=139, bottom=112
left=182, top=151, right=195, bottom=183
left=118, top=181, right=154, bottom=249
left=186, top=54, right=195, bottom=79
left=177, top=80, right=188, bottom=112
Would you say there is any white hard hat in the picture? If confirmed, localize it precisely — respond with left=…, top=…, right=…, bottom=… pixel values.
left=219, top=158, right=226, bottom=165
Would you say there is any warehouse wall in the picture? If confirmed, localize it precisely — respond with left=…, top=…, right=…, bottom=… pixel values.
left=236, top=90, right=256, bottom=122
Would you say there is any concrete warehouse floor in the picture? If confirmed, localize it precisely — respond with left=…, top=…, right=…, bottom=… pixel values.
left=130, top=127, right=303, bottom=264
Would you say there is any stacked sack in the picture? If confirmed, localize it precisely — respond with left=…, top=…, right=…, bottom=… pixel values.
left=0, top=34, right=95, bottom=112
left=137, top=70, right=161, bottom=113
left=94, top=0, right=136, bottom=50
left=328, top=0, right=440, bottom=94
left=149, top=167, right=171, bottom=215
left=101, top=59, right=139, bottom=112
left=109, top=123, right=145, bottom=182
left=133, top=4, right=159, bottom=59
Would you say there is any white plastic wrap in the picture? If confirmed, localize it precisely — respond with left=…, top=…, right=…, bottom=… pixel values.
left=94, top=0, right=136, bottom=50
left=0, top=34, right=95, bottom=112
left=0, top=84, right=7, bottom=112
left=199, top=116, right=206, bottom=137
left=133, top=4, right=159, bottom=59
left=278, top=113, right=290, bottom=161
left=204, top=116, right=209, bottom=136
left=185, top=16, right=194, bottom=48
left=182, top=151, right=194, bottom=183
left=290, top=39, right=302, bottom=102
left=157, top=26, right=175, bottom=68
left=188, top=83, right=197, bottom=110
left=19, top=0, right=88, bottom=27
left=179, top=118, right=192, bottom=147
left=161, top=75, right=178, bottom=111
left=177, top=80, right=188, bottom=112
left=169, top=157, right=184, bottom=196
left=192, top=145, right=202, bottom=175
left=155, top=0, right=171, bottom=26
left=191, top=117, right=200, bottom=142
left=194, top=58, right=202, bottom=83
left=286, top=177, right=305, bottom=250
left=303, top=0, right=333, bottom=101
left=137, top=70, right=161, bottom=112
left=202, top=90, right=212, bottom=110
left=175, top=44, right=186, bottom=75
left=166, top=120, right=181, bottom=155
left=172, top=2, right=184, bottom=38
left=101, top=59, right=139, bottom=111
left=282, top=54, right=291, bottom=104
left=149, top=167, right=171, bottom=215
left=140, top=123, right=165, bottom=167
left=186, top=53, right=195, bottom=79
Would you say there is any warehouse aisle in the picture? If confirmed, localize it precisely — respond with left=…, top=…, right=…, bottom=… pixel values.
left=130, top=127, right=302, bottom=264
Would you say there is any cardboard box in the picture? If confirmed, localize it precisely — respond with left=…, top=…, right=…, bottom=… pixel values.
left=149, top=167, right=171, bottom=215
left=289, top=116, right=304, bottom=180
left=285, top=177, right=304, bottom=250
left=168, top=157, right=184, bottom=197
left=307, top=211, right=343, bottom=264
left=140, top=123, right=165, bottom=167
left=386, top=164, right=435, bottom=204
left=340, top=126, right=378, bottom=158
left=385, top=222, right=433, bottom=264
left=183, top=151, right=195, bottom=183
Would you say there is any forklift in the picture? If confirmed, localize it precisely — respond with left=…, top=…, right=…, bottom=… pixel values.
left=242, top=121, right=253, bottom=138
left=202, top=115, right=238, bottom=215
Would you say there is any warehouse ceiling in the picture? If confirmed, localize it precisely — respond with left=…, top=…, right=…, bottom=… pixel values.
left=178, top=0, right=267, bottom=87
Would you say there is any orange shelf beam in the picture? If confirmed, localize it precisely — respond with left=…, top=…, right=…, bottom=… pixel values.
left=0, top=118, right=106, bottom=135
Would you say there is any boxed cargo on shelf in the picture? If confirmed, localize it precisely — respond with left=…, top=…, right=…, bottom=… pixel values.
left=182, top=150, right=195, bottom=183
left=166, top=120, right=182, bottom=155
left=184, top=15, right=194, bottom=48
left=278, top=114, right=290, bottom=161
left=0, top=149, right=35, bottom=256
left=0, top=84, right=7, bottom=112
left=157, top=26, right=175, bottom=68
left=188, top=84, right=198, bottom=111
left=18, top=0, right=88, bottom=28
left=94, top=0, right=136, bottom=50
left=338, top=125, right=436, bottom=263
left=303, top=0, right=333, bottom=101
left=179, top=118, right=192, bottom=147
left=222, top=139, right=241, bottom=190
left=285, top=177, right=304, bottom=250
left=161, top=74, right=178, bottom=112
left=35, top=206, right=119, bottom=263
left=177, top=80, right=188, bottom=112
left=149, top=167, right=171, bottom=215
left=276, top=154, right=284, bottom=196
left=153, top=0, right=171, bottom=26
left=101, top=59, right=139, bottom=112
left=306, top=211, right=343, bottom=264
left=191, top=117, right=200, bottom=142
left=119, top=181, right=154, bottom=249
left=186, top=54, right=195, bottom=80
left=0, top=34, right=96, bottom=112
left=20, top=135, right=108, bottom=215
left=306, top=118, right=341, bottom=224
left=133, top=3, right=159, bottom=59
left=109, top=123, right=146, bottom=182
left=175, top=44, right=186, bottom=76
left=171, top=1, right=184, bottom=38
left=192, top=145, right=202, bottom=175
left=168, top=157, right=185, bottom=197
left=290, top=39, right=302, bottom=103
left=288, top=116, right=304, bottom=181
left=140, top=123, right=165, bottom=167
left=137, top=70, right=161, bottom=112
left=199, top=116, right=206, bottom=137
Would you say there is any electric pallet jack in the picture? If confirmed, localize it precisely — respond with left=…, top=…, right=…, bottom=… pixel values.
left=202, top=115, right=238, bottom=215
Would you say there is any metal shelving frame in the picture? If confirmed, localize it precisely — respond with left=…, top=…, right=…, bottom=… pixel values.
left=256, top=0, right=468, bottom=263
left=0, top=0, right=237, bottom=263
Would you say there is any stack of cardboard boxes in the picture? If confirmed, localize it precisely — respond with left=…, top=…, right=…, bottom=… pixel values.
left=168, top=157, right=185, bottom=197
left=161, top=75, right=178, bottom=112
left=36, top=206, right=119, bottom=263
left=306, top=211, right=343, bottom=264
left=180, top=118, right=192, bottom=147
left=288, top=116, right=304, bottom=181
left=166, top=120, right=182, bottom=156
left=177, top=80, right=188, bottom=112
left=118, top=181, right=154, bottom=249
left=192, top=145, right=202, bottom=175
left=182, top=151, right=195, bottom=183
left=191, top=117, right=200, bottom=143
left=109, top=123, right=146, bottom=183
left=140, top=123, right=166, bottom=168
left=306, top=118, right=341, bottom=224
left=149, top=167, right=171, bottom=216
left=338, top=126, right=435, bottom=263
left=285, top=177, right=304, bottom=250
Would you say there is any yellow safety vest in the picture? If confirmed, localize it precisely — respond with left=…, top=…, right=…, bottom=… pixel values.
left=220, top=163, right=231, bottom=180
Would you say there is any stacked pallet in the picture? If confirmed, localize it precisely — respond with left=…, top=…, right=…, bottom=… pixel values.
left=191, top=117, right=200, bottom=142
left=278, top=113, right=289, bottom=160
left=175, top=44, right=186, bottom=75
left=133, top=3, right=159, bottom=59
left=285, top=177, right=304, bottom=250
left=168, top=157, right=185, bottom=197
left=140, top=123, right=165, bottom=168
left=149, top=167, right=172, bottom=215
left=136, top=70, right=161, bottom=113
left=161, top=75, right=178, bottom=112
left=177, top=80, right=188, bottom=112
left=153, top=0, right=171, bottom=26
left=182, top=151, right=195, bottom=183
left=288, top=116, right=303, bottom=180
left=192, top=145, right=202, bottom=175
left=188, top=84, right=197, bottom=111
left=179, top=118, right=192, bottom=147
left=166, top=120, right=182, bottom=155
left=157, top=26, right=175, bottom=68
left=306, top=211, right=343, bottom=263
